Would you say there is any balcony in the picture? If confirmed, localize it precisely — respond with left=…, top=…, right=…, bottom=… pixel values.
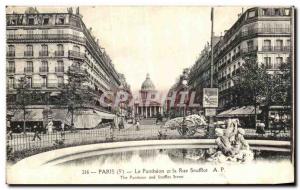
left=6, top=51, right=15, bottom=57
left=7, top=34, right=86, bottom=44
left=68, top=50, right=85, bottom=60
left=39, top=51, right=49, bottom=57
left=24, top=67, right=33, bottom=73
left=31, top=82, right=64, bottom=89
left=54, top=51, right=64, bottom=56
left=274, top=46, right=291, bottom=52
left=7, top=68, right=15, bottom=74
left=24, top=51, right=33, bottom=57
left=55, top=67, right=64, bottom=72
left=39, top=67, right=49, bottom=73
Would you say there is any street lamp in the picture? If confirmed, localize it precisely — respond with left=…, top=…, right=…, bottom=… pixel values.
left=181, top=78, right=188, bottom=117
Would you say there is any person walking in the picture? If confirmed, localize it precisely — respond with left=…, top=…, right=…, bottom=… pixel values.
left=61, top=122, right=65, bottom=139
left=7, top=119, right=13, bottom=140
left=47, top=120, right=53, bottom=134
left=32, top=124, right=41, bottom=141
left=135, top=117, right=140, bottom=131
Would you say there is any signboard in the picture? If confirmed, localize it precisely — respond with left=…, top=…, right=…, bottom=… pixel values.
left=205, top=108, right=216, bottom=116
left=203, top=88, right=218, bottom=108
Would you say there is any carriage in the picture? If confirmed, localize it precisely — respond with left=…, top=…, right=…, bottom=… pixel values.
left=162, top=114, right=208, bottom=136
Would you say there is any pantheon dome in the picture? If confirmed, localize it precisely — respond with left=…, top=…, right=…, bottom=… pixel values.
left=141, top=73, right=156, bottom=91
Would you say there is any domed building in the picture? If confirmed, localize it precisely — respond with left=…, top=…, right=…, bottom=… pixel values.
left=134, top=74, right=162, bottom=118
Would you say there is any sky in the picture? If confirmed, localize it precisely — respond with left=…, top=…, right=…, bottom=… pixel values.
left=6, top=6, right=247, bottom=93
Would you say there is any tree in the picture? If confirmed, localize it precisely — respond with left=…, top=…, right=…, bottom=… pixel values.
left=232, top=56, right=292, bottom=128
left=232, top=56, right=269, bottom=128
left=13, top=77, right=33, bottom=134
left=61, top=64, right=95, bottom=129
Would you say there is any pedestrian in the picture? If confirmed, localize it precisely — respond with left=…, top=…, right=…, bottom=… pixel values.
left=135, top=117, right=140, bottom=131
left=47, top=120, right=53, bottom=134
left=7, top=120, right=13, bottom=140
left=32, top=124, right=41, bottom=141
left=61, top=121, right=65, bottom=139
left=17, top=124, right=21, bottom=133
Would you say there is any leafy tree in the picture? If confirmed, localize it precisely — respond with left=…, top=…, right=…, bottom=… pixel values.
left=60, top=64, right=95, bottom=129
left=232, top=56, right=269, bottom=127
left=232, top=56, right=292, bottom=128
left=13, top=77, right=33, bottom=134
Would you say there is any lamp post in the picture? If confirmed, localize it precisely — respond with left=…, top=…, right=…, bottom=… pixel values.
left=182, top=78, right=188, bottom=118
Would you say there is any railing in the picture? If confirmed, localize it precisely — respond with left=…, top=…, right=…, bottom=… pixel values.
left=39, top=67, right=49, bottom=73
left=55, top=67, right=64, bottom=72
left=39, top=51, right=49, bottom=57
left=24, top=51, right=34, bottom=57
left=6, top=51, right=15, bottom=57
left=7, top=68, right=15, bottom=74
left=261, top=46, right=291, bottom=52
left=214, top=27, right=291, bottom=63
left=68, top=50, right=85, bottom=60
left=54, top=51, right=64, bottom=56
left=24, top=67, right=33, bottom=73
left=7, top=34, right=86, bottom=44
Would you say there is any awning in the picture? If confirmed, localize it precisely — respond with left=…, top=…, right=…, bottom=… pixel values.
left=95, top=111, right=115, bottom=120
left=217, top=106, right=261, bottom=117
left=11, top=109, right=43, bottom=121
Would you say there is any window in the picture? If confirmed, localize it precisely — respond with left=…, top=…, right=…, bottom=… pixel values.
left=56, top=61, right=64, bottom=72
left=40, top=45, right=48, bottom=56
left=41, top=76, right=47, bottom=88
left=262, top=9, right=268, bottom=16
left=28, top=18, right=34, bottom=25
left=284, top=8, right=290, bottom=16
left=286, top=39, right=291, bottom=47
left=7, top=61, right=15, bottom=73
left=23, top=77, right=32, bottom=88
left=58, top=18, right=65, bottom=25
left=276, top=39, right=283, bottom=47
left=25, top=45, right=33, bottom=56
left=264, top=57, right=272, bottom=69
left=40, top=61, right=48, bottom=72
left=274, top=9, right=280, bottom=16
left=151, top=94, right=155, bottom=99
left=25, top=61, right=33, bottom=72
left=276, top=57, right=283, bottom=67
left=7, top=30, right=15, bottom=38
left=41, top=44, right=48, bottom=52
left=248, top=10, right=256, bottom=18
left=7, top=45, right=15, bottom=56
left=275, top=39, right=283, bottom=51
left=8, top=77, right=14, bottom=89
left=247, top=40, right=254, bottom=50
left=73, top=45, right=80, bottom=52
left=263, top=40, right=271, bottom=51
left=43, top=18, right=49, bottom=25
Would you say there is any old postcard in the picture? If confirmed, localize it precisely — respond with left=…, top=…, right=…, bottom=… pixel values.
left=5, top=5, right=295, bottom=185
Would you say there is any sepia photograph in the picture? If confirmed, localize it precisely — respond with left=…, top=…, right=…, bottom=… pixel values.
left=4, top=4, right=295, bottom=185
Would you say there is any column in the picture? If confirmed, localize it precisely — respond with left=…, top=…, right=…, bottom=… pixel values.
left=154, top=106, right=157, bottom=116
left=141, top=106, right=144, bottom=117
left=145, top=106, right=148, bottom=118
left=150, top=106, right=152, bottom=117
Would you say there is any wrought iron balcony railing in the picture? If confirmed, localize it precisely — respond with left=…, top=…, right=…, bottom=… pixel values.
left=68, top=50, right=85, bottom=60
left=6, top=51, right=15, bottom=57
left=7, top=68, right=15, bottom=74
left=24, top=67, right=33, bottom=73
left=7, top=34, right=86, bottom=44
left=39, top=51, right=49, bottom=57
left=24, top=51, right=34, bottom=57
left=54, top=51, right=64, bottom=56
left=39, top=67, right=49, bottom=73
left=55, top=67, right=64, bottom=72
